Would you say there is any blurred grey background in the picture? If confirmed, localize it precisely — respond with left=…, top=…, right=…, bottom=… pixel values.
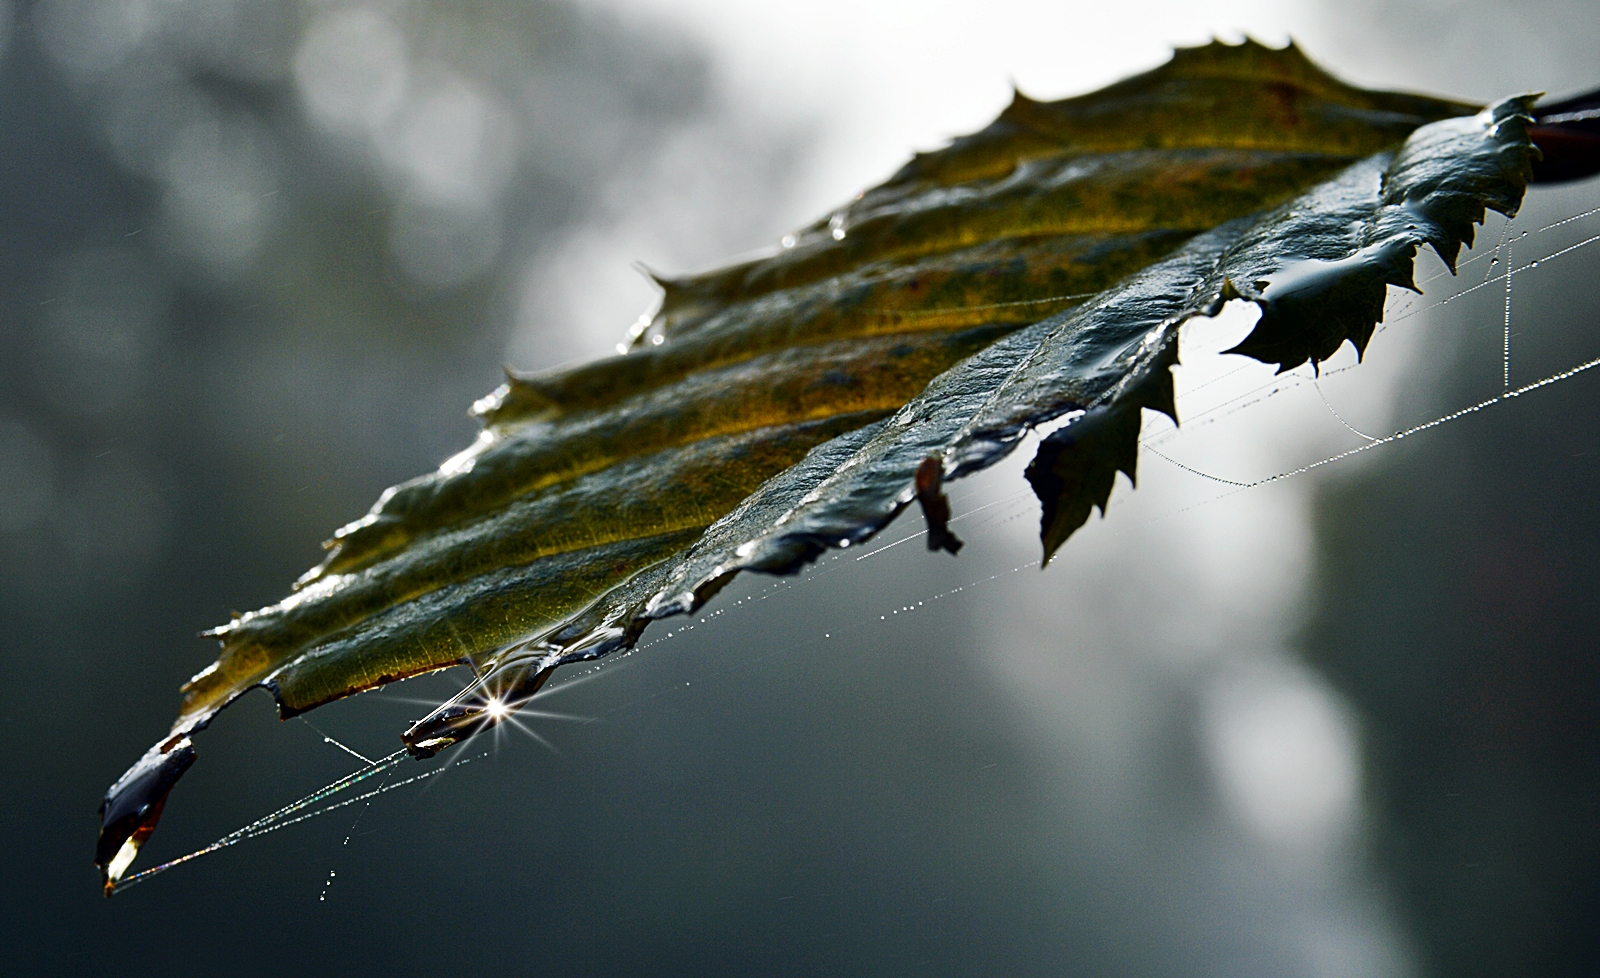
left=1, top=1, right=1596, bottom=975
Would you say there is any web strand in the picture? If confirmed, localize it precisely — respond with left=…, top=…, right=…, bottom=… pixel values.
left=1314, top=379, right=1379, bottom=442
left=299, top=716, right=376, bottom=766
left=1503, top=224, right=1515, bottom=389
left=111, top=749, right=410, bottom=893
left=1146, top=352, right=1600, bottom=496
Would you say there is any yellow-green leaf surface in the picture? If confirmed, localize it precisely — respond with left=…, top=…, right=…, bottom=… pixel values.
left=97, top=40, right=1538, bottom=893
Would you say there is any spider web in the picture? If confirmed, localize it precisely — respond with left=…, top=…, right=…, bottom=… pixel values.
left=110, top=195, right=1600, bottom=898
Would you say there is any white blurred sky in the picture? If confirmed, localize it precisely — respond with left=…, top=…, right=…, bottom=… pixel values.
left=583, top=0, right=1597, bottom=210
left=586, top=0, right=1319, bottom=222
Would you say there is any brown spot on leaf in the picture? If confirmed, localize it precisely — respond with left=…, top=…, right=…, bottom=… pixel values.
left=915, top=456, right=963, bottom=555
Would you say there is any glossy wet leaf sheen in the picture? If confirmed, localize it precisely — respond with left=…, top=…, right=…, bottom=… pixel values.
left=97, top=40, right=1541, bottom=893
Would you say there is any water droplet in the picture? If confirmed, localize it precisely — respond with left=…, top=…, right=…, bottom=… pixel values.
left=1531, top=260, right=1540, bottom=268
left=651, top=334, right=664, bottom=346
left=780, top=234, right=796, bottom=248
left=831, top=227, right=846, bottom=241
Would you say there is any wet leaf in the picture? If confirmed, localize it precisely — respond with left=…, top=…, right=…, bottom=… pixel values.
left=97, top=40, right=1542, bottom=892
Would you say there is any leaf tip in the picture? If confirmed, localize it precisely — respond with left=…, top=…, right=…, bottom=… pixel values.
left=96, top=737, right=198, bottom=896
